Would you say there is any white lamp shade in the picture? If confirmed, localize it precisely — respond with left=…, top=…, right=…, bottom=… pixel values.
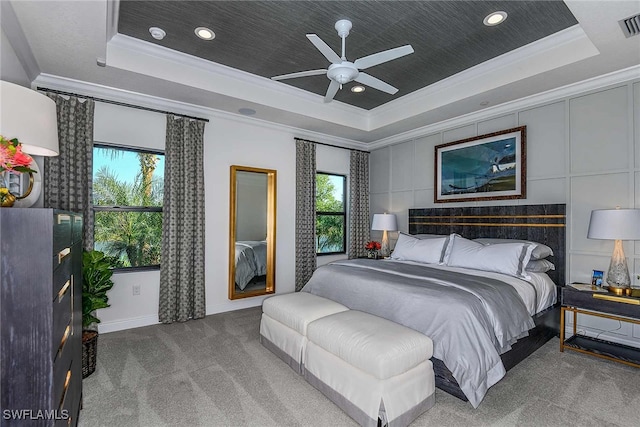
left=371, top=213, right=398, bottom=231
left=0, top=81, right=59, bottom=156
left=587, top=209, right=640, bottom=240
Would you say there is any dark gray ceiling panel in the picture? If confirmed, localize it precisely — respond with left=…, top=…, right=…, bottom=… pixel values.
left=118, top=1, right=578, bottom=110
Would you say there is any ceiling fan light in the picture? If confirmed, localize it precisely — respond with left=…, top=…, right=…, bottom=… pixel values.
left=483, top=11, right=508, bottom=26
left=195, top=27, right=215, bottom=40
left=351, top=85, right=365, bottom=93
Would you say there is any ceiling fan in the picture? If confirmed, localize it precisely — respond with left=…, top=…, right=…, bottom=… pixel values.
left=271, top=19, right=414, bottom=103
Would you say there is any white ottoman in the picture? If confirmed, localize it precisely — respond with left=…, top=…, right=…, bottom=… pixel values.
left=304, top=310, right=435, bottom=427
left=260, top=292, right=349, bottom=374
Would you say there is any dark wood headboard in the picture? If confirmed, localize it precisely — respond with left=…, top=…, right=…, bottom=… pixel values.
left=408, top=204, right=566, bottom=286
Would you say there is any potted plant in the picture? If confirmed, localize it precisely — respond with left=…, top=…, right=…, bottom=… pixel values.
left=82, top=250, right=115, bottom=378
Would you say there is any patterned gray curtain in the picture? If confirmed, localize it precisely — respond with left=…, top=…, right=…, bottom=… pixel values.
left=295, top=139, right=316, bottom=291
left=159, top=116, right=206, bottom=323
left=348, top=150, right=370, bottom=259
left=44, top=94, right=95, bottom=250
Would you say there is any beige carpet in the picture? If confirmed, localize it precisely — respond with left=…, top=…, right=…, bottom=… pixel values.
left=79, top=307, right=640, bottom=426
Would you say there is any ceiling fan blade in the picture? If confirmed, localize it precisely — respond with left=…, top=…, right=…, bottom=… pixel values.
left=271, top=69, right=327, bottom=81
left=324, top=80, right=340, bottom=103
left=306, top=34, right=342, bottom=64
left=355, top=73, right=398, bottom=95
left=354, top=45, right=414, bottom=70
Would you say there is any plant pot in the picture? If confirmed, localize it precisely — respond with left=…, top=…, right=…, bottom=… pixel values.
left=82, top=330, right=98, bottom=378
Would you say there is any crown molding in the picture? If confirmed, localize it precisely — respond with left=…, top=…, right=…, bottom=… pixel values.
left=368, top=25, right=598, bottom=130
left=105, top=0, right=119, bottom=42
left=1, top=0, right=40, bottom=81
left=32, top=73, right=369, bottom=151
left=107, top=34, right=370, bottom=126
left=367, top=65, right=640, bottom=150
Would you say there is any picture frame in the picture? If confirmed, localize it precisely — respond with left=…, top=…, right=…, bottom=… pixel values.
left=434, top=126, right=526, bottom=203
left=591, top=269, right=604, bottom=287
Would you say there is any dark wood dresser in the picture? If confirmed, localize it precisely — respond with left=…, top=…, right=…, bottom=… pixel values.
left=1, top=209, right=82, bottom=426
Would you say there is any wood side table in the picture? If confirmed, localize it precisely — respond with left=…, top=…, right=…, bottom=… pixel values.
left=560, top=286, right=640, bottom=368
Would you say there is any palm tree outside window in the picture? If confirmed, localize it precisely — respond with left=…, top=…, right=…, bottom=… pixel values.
left=92, top=144, right=164, bottom=270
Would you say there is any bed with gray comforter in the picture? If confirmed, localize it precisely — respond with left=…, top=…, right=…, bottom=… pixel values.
left=301, top=258, right=536, bottom=408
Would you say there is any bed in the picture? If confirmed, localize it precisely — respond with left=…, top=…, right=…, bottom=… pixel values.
left=301, top=204, right=565, bottom=407
left=234, top=240, right=268, bottom=290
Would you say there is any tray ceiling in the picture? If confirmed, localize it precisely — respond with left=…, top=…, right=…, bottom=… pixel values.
left=117, top=0, right=578, bottom=110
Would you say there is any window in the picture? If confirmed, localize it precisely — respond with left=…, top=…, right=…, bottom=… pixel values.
left=316, top=172, right=346, bottom=255
left=92, top=144, right=164, bottom=270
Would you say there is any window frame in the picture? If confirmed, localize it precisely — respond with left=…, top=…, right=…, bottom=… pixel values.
left=92, top=142, right=164, bottom=272
left=315, top=171, right=347, bottom=256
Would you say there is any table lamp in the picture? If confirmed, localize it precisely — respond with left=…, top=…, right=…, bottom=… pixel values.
left=587, top=208, right=640, bottom=295
left=0, top=81, right=59, bottom=202
left=372, top=213, right=397, bottom=257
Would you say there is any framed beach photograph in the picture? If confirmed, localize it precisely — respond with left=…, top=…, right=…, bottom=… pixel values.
left=434, top=126, right=526, bottom=203
left=592, top=269, right=604, bottom=287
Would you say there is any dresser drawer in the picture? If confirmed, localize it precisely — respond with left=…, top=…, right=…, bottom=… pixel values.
left=53, top=213, right=73, bottom=253
left=71, top=215, right=82, bottom=245
left=53, top=253, right=73, bottom=298
left=53, top=349, right=73, bottom=411
left=55, top=362, right=79, bottom=427
left=52, top=283, right=73, bottom=360
left=562, top=287, right=640, bottom=320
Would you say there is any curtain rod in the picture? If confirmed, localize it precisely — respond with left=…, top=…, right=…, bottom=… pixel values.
left=296, top=138, right=369, bottom=154
left=36, top=87, right=210, bottom=123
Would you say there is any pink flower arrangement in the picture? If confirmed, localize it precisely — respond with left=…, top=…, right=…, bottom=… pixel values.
left=0, top=135, right=36, bottom=174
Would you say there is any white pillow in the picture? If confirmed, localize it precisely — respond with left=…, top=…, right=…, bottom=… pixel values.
left=446, top=235, right=535, bottom=279
left=413, top=233, right=449, bottom=240
left=473, top=238, right=553, bottom=260
left=390, top=233, right=449, bottom=264
left=525, top=259, right=555, bottom=273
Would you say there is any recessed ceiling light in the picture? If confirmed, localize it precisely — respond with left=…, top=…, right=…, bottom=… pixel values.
left=195, top=27, right=215, bottom=40
left=238, top=108, right=256, bottom=116
left=351, top=85, right=365, bottom=93
left=483, top=11, right=508, bottom=26
left=149, top=27, right=166, bottom=40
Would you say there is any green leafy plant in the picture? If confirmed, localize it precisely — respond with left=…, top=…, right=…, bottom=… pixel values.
left=82, top=250, right=115, bottom=329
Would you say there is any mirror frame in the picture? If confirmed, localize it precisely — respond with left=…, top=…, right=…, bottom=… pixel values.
left=229, top=165, right=277, bottom=300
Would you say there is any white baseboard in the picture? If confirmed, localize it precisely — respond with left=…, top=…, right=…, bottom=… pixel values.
left=98, top=315, right=159, bottom=334
left=205, top=298, right=265, bottom=315
left=97, top=299, right=267, bottom=334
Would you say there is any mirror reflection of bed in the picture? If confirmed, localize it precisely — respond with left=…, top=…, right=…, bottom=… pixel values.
left=234, top=240, right=267, bottom=293
left=229, top=165, right=276, bottom=299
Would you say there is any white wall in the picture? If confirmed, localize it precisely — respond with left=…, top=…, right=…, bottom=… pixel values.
left=93, top=103, right=351, bottom=332
left=370, top=78, right=640, bottom=347
left=0, top=28, right=30, bottom=87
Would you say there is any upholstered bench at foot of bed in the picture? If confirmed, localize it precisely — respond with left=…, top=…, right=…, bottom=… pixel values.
left=304, top=310, right=435, bottom=427
left=260, top=292, right=349, bottom=374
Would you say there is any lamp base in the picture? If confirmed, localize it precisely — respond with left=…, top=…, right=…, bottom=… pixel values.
left=380, top=230, right=390, bottom=258
left=606, top=239, right=631, bottom=288
left=605, top=285, right=633, bottom=296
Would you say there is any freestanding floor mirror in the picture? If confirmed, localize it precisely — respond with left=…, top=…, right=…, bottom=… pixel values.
left=228, top=165, right=276, bottom=300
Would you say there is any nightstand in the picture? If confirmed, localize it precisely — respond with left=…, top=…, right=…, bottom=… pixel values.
left=560, top=286, right=640, bottom=368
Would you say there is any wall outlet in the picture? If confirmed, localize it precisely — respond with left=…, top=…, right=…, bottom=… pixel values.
left=132, top=284, right=141, bottom=296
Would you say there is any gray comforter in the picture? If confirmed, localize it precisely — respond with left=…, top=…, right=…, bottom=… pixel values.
left=301, top=259, right=535, bottom=408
